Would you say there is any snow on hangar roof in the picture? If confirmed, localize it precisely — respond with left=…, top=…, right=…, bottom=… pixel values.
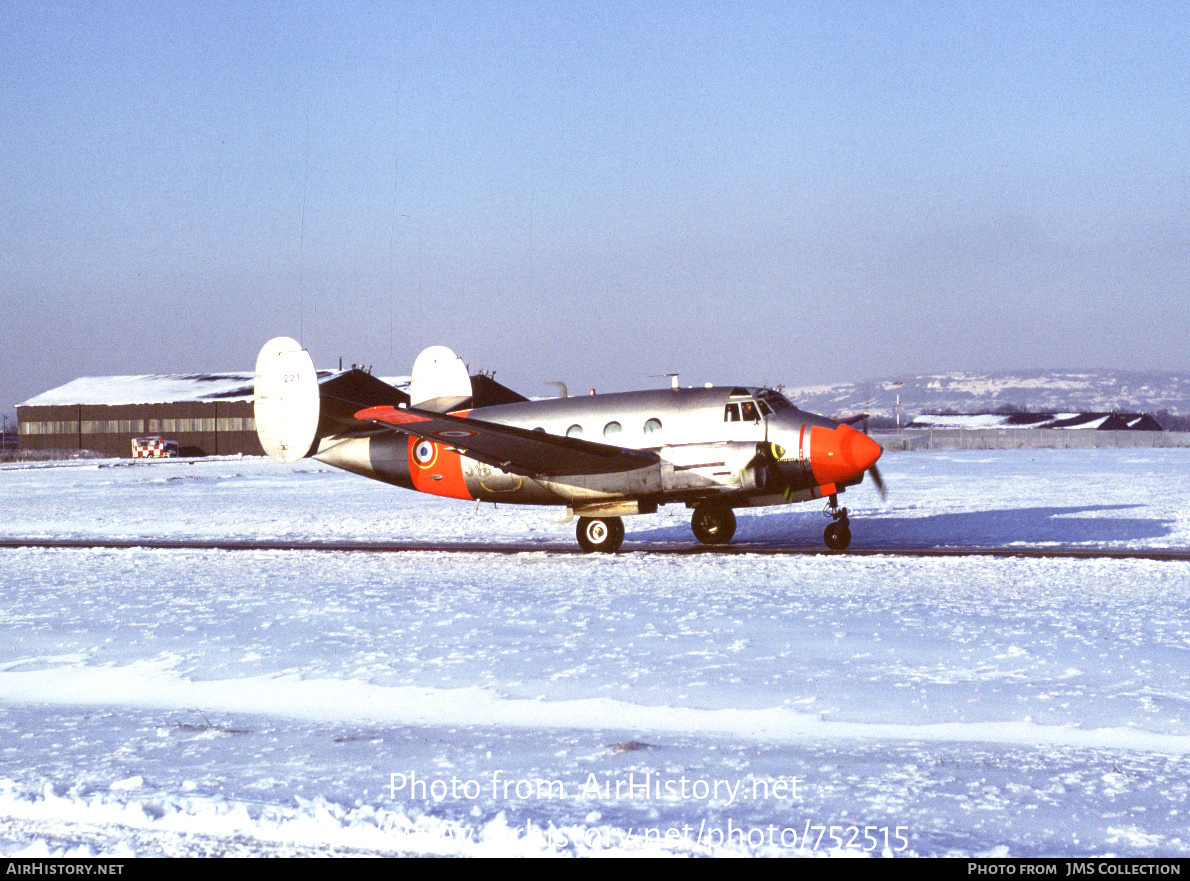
left=18, top=372, right=410, bottom=408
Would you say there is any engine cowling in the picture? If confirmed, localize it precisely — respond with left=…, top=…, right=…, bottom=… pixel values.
left=659, top=441, right=782, bottom=494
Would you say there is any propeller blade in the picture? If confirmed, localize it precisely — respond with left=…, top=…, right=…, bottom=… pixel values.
left=869, top=463, right=888, bottom=501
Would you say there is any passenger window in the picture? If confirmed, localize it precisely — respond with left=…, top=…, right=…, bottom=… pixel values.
left=603, top=421, right=622, bottom=439
left=724, top=403, right=741, bottom=422
left=566, top=424, right=583, bottom=438
left=643, top=418, right=662, bottom=435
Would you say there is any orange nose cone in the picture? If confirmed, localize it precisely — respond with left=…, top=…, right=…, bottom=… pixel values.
left=808, top=423, right=883, bottom=487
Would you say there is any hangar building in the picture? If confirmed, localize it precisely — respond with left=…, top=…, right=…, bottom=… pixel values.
left=16, top=369, right=524, bottom=458
left=17, top=372, right=280, bottom=457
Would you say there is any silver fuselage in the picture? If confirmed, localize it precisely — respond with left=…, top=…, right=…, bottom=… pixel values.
left=314, top=385, right=852, bottom=515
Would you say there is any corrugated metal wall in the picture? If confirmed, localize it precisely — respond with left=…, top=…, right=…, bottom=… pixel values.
left=17, top=400, right=264, bottom=457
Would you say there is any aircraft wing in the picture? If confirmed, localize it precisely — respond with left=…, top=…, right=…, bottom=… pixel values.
left=355, top=405, right=660, bottom=477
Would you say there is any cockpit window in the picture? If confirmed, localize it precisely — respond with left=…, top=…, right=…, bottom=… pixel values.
left=724, top=403, right=741, bottom=422
left=760, top=389, right=795, bottom=411
left=741, top=401, right=759, bottom=422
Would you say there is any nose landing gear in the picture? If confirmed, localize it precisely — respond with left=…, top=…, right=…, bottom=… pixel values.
left=823, top=496, right=852, bottom=552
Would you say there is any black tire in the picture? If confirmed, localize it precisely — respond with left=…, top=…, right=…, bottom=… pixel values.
left=823, top=521, right=851, bottom=552
left=576, top=516, right=625, bottom=553
left=691, top=506, right=736, bottom=545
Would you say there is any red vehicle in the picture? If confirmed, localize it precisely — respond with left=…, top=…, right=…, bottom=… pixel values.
left=131, top=436, right=179, bottom=458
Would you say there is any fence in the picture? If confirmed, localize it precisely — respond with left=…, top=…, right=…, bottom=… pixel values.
left=873, top=429, right=1190, bottom=451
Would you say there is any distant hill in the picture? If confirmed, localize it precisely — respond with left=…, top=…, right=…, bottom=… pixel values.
left=782, top=370, right=1190, bottom=426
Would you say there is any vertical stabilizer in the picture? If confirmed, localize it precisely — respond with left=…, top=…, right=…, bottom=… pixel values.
left=409, top=345, right=473, bottom=412
left=254, top=337, right=320, bottom=462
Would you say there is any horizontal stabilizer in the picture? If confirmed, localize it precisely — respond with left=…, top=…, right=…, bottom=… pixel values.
left=316, top=370, right=409, bottom=436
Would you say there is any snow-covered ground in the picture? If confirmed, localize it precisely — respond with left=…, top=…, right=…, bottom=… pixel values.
left=1, top=449, right=1189, bottom=857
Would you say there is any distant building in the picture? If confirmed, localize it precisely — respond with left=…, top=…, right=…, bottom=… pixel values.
left=16, top=372, right=276, bottom=457
left=906, top=412, right=1163, bottom=431
left=16, top=368, right=526, bottom=458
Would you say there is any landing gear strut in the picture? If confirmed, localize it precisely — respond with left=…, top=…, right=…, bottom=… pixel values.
left=823, top=495, right=851, bottom=552
left=576, top=516, right=625, bottom=553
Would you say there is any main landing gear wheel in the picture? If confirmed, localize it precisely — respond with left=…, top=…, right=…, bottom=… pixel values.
left=576, top=516, right=625, bottom=553
left=691, top=505, right=736, bottom=545
left=823, top=500, right=851, bottom=551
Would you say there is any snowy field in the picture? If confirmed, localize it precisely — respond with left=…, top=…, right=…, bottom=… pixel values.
left=1, top=449, right=1189, bottom=857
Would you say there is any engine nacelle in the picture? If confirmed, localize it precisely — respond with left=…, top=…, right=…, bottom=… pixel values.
left=739, top=457, right=767, bottom=494
left=659, top=441, right=778, bottom=494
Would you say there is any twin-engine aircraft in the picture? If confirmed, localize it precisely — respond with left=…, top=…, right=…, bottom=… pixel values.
left=253, top=337, right=884, bottom=553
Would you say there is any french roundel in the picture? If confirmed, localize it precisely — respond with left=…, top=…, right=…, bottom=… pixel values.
left=413, top=439, right=438, bottom=467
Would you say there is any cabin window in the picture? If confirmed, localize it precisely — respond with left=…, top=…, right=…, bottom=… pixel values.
left=724, top=403, right=741, bottom=422
left=566, top=424, right=583, bottom=438
left=603, top=421, right=622, bottom=439
left=643, top=418, right=662, bottom=435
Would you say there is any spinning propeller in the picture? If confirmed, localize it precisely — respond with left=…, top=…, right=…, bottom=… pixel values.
left=868, top=462, right=888, bottom=501
left=836, top=413, right=888, bottom=501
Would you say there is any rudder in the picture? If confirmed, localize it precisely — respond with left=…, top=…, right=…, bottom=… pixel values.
left=253, top=337, right=320, bottom=462
left=409, top=345, right=473, bottom=412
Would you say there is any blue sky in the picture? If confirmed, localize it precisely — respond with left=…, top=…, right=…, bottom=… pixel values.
left=2, top=1, right=1187, bottom=410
